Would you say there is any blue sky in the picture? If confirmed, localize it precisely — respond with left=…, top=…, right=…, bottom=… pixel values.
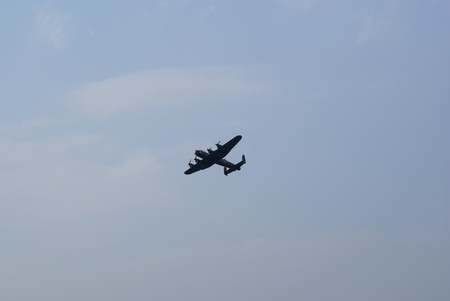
left=1, top=1, right=449, bottom=300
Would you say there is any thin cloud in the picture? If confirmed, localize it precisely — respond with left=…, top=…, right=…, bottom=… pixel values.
left=200, top=5, right=216, bottom=18
left=356, top=1, right=405, bottom=44
left=357, top=15, right=387, bottom=44
left=275, top=0, right=318, bottom=10
left=0, top=117, right=58, bottom=136
left=107, top=148, right=161, bottom=179
left=0, top=132, right=169, bottom=220
left=31, top=5, right=73, bottom=49
left=70, top=66, right=268, bottom=117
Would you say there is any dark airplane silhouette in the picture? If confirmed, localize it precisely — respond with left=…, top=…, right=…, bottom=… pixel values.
left=184, top=135, right=246, bottom=176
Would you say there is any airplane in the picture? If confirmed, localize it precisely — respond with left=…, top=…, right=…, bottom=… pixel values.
left=184, top=135, right=246, bottom=176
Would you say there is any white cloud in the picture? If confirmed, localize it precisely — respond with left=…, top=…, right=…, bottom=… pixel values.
left=356, top=1, right=405, bottom=44
left=70, top=66, right=267, bottom=117
left=0, top=132, right=170, bottom=220
left=74, top=227, right=449, bottom=300
left=200, top=5, right=216, bottom=18
left=107, top=148, right=161, bottom=179
left=275, top=0, right=318, bottom=10
left=0, top=118, right=58, bottom=136
left=31, top=5, right=73, bottom=49
left=357, top=15, right=387, bottom=44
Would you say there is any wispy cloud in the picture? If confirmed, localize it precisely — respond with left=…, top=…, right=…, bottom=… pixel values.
left=356, top=1, right=405, bottom=44
left=0, top=117, right=57, bottom=136
left=200, top=5, right=216, bottom=18
left=357, top=15, right=388, bottom=44
left=70, top=66, right=268, bottom=117
left=0, top=132, right=169, bottom=220
left=274, top=0, right=318, bottom=10
left=86, top=227, right=449, bottom=300
left=31, top=5, right=73, bottom=49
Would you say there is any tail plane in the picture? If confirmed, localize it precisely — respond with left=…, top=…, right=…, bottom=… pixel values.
left=224, top=155, right=246, bottom=176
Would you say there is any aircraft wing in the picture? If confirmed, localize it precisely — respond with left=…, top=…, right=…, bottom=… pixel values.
left=212, top=135, right=242, bottom=159
left=184, top=159, right=214, bottom=175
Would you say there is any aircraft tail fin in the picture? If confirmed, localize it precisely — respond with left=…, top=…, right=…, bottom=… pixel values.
left=236, top=155, right=246, bottom=169
left=224, top=155, right=246, bottom=176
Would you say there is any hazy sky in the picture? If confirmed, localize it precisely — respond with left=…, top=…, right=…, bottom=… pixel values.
left=1, top=1, right=449, bottom=300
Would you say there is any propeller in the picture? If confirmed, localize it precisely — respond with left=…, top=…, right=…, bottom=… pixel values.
left=216, top=141, right=222, bottom=148
left=188, top=159, right=194, bottom=167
